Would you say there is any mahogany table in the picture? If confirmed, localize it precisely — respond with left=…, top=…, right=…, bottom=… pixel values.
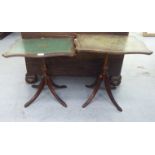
left=2, top=33, right=153, bottom=112
left=3, top=37, right=75, bottom=108
left=75, top=33, right=153, bottom=112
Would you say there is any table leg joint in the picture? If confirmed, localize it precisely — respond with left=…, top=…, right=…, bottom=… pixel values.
left=82, top=54, right=123, bottom=112
left=24, top=58, right=67, bottom=108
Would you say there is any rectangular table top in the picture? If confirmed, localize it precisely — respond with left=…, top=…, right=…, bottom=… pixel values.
left=3, top=37, right=75, bottom=58
left=75, top=34, right=153, bottom=55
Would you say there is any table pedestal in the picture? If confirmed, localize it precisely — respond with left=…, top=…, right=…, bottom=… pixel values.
left=24, top=58, right=67, bottom=108
left=82, top=54, right=123, bottom=112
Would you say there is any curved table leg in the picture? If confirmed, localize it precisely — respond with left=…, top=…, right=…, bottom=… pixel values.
left=82, top=77, right=102, bottom=108
left=83, top=54, right=123, bottom=112
left=86, top=77, right=116, bottom=89
left=24, top=58, right=68, bottom=108
left=104, top=75, right=123, bottom=112
left=47, top=77, right=67, bottom=108
left=24, top=79, right=45, bottom=108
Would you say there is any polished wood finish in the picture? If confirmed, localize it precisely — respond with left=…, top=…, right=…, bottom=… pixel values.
left=82, top=54, right=123, bottom=112
left=25, top=58, right=67, bottom=108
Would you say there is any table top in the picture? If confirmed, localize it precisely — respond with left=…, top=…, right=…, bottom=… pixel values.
left=75, top=34, right=153, bottom=55
left=3, top=37, right=75, bottom=58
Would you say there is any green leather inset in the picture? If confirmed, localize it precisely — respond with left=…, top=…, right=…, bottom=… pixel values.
left=3, top=37, right=75, bottom=58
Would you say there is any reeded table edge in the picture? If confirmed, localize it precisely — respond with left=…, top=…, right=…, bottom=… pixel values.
left=75, top=48, right=153, bottom=55
left=2, top=51, right=75, bottom=58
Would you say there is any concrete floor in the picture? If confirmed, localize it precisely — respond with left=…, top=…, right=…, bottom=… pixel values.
left=0, top=32, right=155, bottom=122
